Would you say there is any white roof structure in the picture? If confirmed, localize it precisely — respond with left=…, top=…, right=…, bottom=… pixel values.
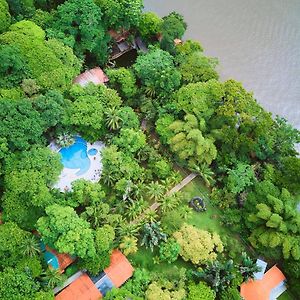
left=254, top=259, right=268, bottom=280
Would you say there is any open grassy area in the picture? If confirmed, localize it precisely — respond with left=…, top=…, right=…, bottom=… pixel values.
left=180, top=177, right=227, bottom=235
left=179, top=175, right=251, bottom=258
left=129, top=246, right=191, bottom=276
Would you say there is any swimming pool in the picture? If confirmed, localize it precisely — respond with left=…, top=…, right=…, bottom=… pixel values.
left=59, top=136, right=90, bottom=176
left=51, top=136, right=105, bottom=192
left=88, top=148, right=98, bottom=156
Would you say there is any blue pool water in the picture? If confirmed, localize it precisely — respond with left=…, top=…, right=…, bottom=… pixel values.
left=59, top=136, right=90, bottom=176
left=88, top=148, right=98, bottom=156
left=44, top=251, right=59, bottom=270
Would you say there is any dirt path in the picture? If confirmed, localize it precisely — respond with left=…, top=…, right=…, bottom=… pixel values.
left=131, top=172, right=197, bottom=224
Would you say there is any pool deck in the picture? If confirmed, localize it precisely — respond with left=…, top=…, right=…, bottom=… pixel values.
left=50, top=140, right=105, bottom=192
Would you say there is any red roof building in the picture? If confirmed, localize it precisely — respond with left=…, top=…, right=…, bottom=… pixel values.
left=55, top=250, right=134, bottom=300
left=104, top=250, right=134, bottom=288
left=55, top=273, right=101, bottom=300
left=73, top=68, right=109, bottom=87
left=240, top=265, right=287, bottom=300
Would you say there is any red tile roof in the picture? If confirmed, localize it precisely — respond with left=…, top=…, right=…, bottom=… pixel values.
left=56, top=273, right=102, bottom=300
left=73, top=68, right=109, bottom=87
left=240, top=265, right=286, bottom=300
left=104, top=250, right=134, bottom=288
left=55, top=250, right=134, bottom=300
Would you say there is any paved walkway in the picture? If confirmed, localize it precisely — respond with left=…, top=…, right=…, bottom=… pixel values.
left=131, top=173, right=197, bottom=224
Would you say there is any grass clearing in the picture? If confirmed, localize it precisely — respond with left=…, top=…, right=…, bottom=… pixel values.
left=180, top=177, right=227, bottom=235
left=129, top=246, right=191, bottom=276
left=180, top=175, right=250, bottom=258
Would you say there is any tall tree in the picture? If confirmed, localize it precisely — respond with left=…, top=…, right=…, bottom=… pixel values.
left=0, top=20, right=81, bottom=91
left=226, top=163, right=255, bottom=195
left=0, top=268, right=42, bottom=300
left=0, top=222, right=32, bottom=269
left=113, top=128, right=146, bottom=154
left=0, top=44, right=29, bottom=88
left=246, top=189, right=300, bottom=260
left=187, top=282, right=216, bottom=300
left=173, top=224, right=223, bottom=264
left=0, top=0, right=10, bottom=33
left=37, top=204, right=96, bottom=259
left=141, top=222, right=167, bottom=252
left=193, top=260, right=236, bottom=292
left=169, top=114, right=217, bottom=168
left=95, top=0, right=143, bottom=30
left=179, top=52, right=219, bottom=84
left=0, top=98, right=45, bottom=150
left=134, top=47, right=181, bottom=99
left=106, top=67, right=137, bottom=100
left=160, top=12, right=187, bottom=54
left=67, top=94, right=104, bottom=141
left=138, top=12, right=162, bottom=40
left=48, top=0, right=109, bottom=64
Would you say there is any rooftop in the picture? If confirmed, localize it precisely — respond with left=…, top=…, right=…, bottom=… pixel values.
left=104, top=249, right=134, bottom=288
left=55, top=250, right=134, bottom=300
left=73, top=68, right=109, bottom=87
left=55, top=273, right=101, bottom=300
left=241, top=265, right=286, bottom=300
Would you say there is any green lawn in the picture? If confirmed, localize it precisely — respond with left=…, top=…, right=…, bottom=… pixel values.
left=129, top=246, right=191, bottom=276
left=179, top=175, right=250, bottom=258
left=278, top=290, right=295, bottom=300
left=180, top=177, right=227, bottom=235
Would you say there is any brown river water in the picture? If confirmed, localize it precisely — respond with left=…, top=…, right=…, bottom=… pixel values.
left=144, top=0, right=300, bottom=144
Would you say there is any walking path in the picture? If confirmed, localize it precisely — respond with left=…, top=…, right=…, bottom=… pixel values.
left=131, top=172, right=197, bottom=224
left=53, top=270, right=84, bottom=294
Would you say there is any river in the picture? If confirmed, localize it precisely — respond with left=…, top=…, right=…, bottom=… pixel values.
left=144, top=0, right=300, bottom=141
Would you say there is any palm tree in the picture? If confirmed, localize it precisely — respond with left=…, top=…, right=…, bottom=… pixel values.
left=158, top=195, right=180, bottom=213
left=239, top=252, right=261, bottom=282
left=141, top=222, right=167, bottom=252
left=119, top=236, right=138, bottom=256
left=41, top=269, right=66, bottom=289
left=21, top=235, right=41, bottom=257
left=105, top=107, right=122, bottom=131
left=146, top=181, right=166, bottom=201
left=81, top=202, right=110, bottom=228
left=178, top=206, right=193, bottom=221
left=117, top=222, right=141, bottom=239
left=193, top=260, right=236, bottom=292
left=125, top=199, right=147, bottom=221
left=144, top=209, right=158, bottom=223
left=56, top=133, right=75, bottom=148
left=130, top=181, right=146, bottom=201
left=162, top=172, right=181, bottom=189
left=101, top=170, right=116, bottom=187
left=144, top=85, right=156, bottom=98
left=191, top=164, right=215, bottom=187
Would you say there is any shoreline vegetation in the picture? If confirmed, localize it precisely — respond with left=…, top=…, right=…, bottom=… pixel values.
left=0, top=0, right=299, bottom=299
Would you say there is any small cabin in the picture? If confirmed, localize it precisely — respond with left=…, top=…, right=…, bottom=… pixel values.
left=55, top=250, right=134, bottom=300
left=73, top=68, right=109, bottom=87
left=241, top=263, right=287, bottom=300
